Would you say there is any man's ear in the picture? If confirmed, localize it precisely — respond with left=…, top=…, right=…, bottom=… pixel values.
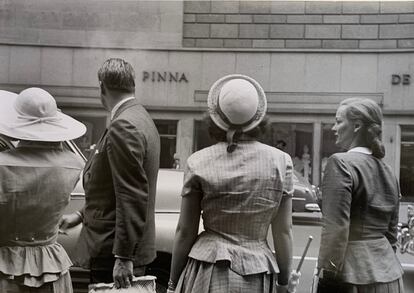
left=99, top=81, right=106, bottom=95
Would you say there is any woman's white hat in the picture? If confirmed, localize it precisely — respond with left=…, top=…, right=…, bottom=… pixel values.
left=207, top=74, right=267, bottom=133
left=207, top=74, right=267, bottom=152
left=0, top=88, right=86, bottom=142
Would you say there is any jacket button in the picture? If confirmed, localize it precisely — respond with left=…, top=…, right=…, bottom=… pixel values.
left=15, top=237, right=19, bottom=241
left=31, top=237, right=35, bottom=241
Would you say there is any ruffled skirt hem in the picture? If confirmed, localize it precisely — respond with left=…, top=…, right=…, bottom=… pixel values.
left=176, top=258, right=277, bottom=293
left=0, top=242, right=72, bottom=287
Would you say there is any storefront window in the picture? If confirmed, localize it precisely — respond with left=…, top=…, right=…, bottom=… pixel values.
left=194, top=120, right=213, bottom=152
left=400, top=125, right=414, bottom=202
left=320, top=123, right=341, bottom=181
left=194, top=120, right=274, bottom=152
left=72, top=117, right=178, bottom=169
left=154, top=120, right=177, bottom=169
left=270, top=123, right=313, bottom=183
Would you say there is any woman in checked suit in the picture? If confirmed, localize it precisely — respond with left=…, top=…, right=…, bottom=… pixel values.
left=168, top=74, right=299, bottom=293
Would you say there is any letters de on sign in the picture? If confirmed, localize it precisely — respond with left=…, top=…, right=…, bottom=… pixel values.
left=392, top=74, right=410, bottom=85
left=142, top=71, right=189, bottom=83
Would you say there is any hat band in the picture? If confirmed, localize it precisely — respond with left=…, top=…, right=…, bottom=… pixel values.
left=216, top=102, right=258, bottom=130
left=216, top=103, right=259, bottom=153
left=12, top=114, right=66, bottom=129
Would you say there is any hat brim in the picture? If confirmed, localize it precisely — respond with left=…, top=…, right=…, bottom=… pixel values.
left=0, top=90, right=86, bottom=142
left=207, top=74, right=267, bottom=132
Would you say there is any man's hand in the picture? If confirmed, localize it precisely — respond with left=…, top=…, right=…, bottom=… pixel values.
left=113, top=258, right=133, bottom=289
left=59, top=212, right=82, bottom=232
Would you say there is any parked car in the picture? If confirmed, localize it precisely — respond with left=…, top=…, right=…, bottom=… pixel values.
left=0, top=136, right=320, bottom=292
left=292, top=170, right=321, bottom=213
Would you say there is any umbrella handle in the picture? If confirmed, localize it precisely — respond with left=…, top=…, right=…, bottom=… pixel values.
left=296, top=235, right=313, bottom=272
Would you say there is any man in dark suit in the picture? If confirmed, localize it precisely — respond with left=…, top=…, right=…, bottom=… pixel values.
left=60, top=58, right=160, bottom=288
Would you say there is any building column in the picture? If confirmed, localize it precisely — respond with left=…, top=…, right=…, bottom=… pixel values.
left=312, top=122, right=321, bottom=186
left=382, top=121, right=399, bottom=178
left=176, top=118, right=194, bottom=169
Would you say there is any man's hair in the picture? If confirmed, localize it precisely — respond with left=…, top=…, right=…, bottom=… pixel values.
left=98, top=58, right=135, bottom=94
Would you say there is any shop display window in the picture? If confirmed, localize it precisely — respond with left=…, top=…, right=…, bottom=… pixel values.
left=320, top=123, right=341, bottom=181
left=270, top=123, right=313, bottom=183
left=154, top=120, right=178, bottom=169
left=400, top=125, right=414, bottom=201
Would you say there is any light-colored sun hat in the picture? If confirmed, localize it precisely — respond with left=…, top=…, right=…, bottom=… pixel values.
left=0, top=88, right=86, bottom=142
left=207, top=74, right=267, bottom=152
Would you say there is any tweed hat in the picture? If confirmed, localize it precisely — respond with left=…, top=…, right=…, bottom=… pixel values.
left=207, top=74, right=267, bottom=152
left=0, top=88, right=86, bottom=142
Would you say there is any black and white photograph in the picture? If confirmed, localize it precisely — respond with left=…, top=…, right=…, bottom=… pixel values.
left=0, top=1, right=413, bottom=292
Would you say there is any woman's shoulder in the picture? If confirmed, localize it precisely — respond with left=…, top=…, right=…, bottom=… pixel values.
left=329, top=151, right=376, bottom=163
left=326, top=152, right=380, bottom=175
left=255, top=142, right=290, bottom=157
left=328, top=151, right=356, bottom=162
left=186, top=143, right=223, bottom=166
left=323, top=152, right=354, bottom=172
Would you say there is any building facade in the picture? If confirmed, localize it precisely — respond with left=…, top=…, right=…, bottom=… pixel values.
left=0, top=0, right=414, bottom=200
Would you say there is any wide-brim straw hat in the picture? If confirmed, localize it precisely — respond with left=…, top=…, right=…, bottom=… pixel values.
left=207, top=74, right=267, bottom=133
left=0, top=88, right=86, bottom=142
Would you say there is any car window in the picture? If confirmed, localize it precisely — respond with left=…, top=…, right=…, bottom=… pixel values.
left=0, top=139, right=9, bottom=151
left=0, top=135, right=15, bottom=151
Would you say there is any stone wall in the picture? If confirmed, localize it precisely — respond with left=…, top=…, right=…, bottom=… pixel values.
left=0, top=0, right=183, bottom=49
left=183, top=0, right=414, bottom=49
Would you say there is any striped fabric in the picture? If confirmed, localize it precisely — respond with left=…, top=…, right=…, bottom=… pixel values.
left=176, top=258, right=276, bottom=293
left=183, top=141, right=293, bottom=242
left=178, top=141, right=293, bottom=292
left=188, top=232, right=279, bottom=275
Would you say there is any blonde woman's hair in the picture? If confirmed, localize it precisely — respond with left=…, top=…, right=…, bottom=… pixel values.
left=340, top=98, right=385, bottom=159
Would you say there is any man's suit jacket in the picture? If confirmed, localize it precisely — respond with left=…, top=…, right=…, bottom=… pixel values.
left=76, top=99, right=160, bottom=269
